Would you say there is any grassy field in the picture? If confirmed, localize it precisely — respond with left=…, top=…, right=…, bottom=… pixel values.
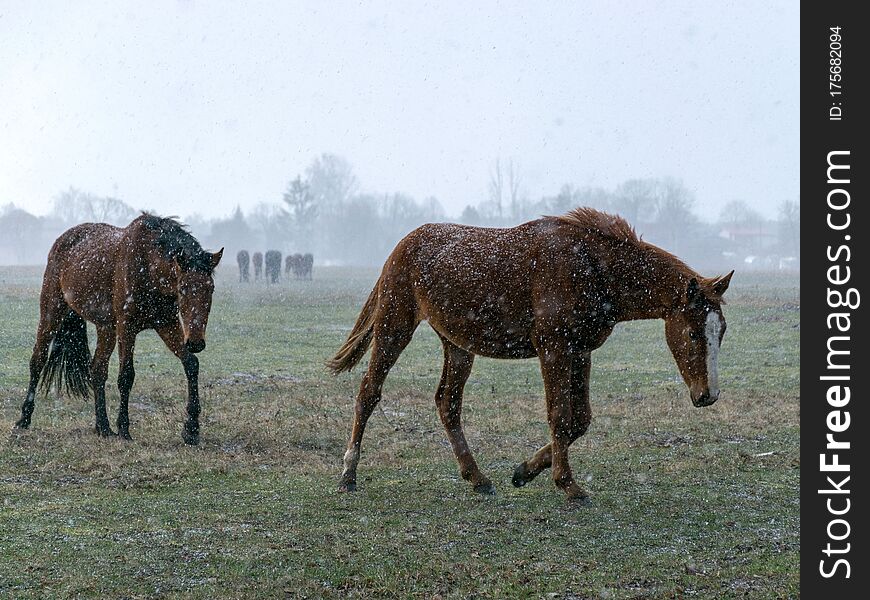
left=0, top=265, right=799, bottom=598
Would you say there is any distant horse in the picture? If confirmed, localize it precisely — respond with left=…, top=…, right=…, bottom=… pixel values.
left=291, top=253, right=304, bottom=279
left=328, top=208, right=733, bottom=500
left=285, top=254, right=298, bottom=277
left=237, top=249, right=250, bottom=282
left=265, top=250, right=282, bottom=284
left=13, top=214, right=223, bottom=444
left=301, top=253, right=314, bottom=280
left=252, top=251, right=263, bottom=282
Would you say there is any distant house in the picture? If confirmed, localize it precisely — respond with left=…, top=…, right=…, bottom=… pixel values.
left=718, top=224, right=777, bottom=248
left=718, top=224, right=778, bottom=253
left=717, top=223, right=790, bottom=270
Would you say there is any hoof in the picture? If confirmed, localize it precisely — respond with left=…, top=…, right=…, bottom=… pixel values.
left=119, top=430, right=133, bottom=442
left=566, top=494, right=592, bottom=506
left=337, top=479, right=357, bottom=493
left=473, top=480, right=496, bottom=495
left=181, top=429, right=199, bottom=446
left=12, top=420, right=30, bottom=431
left=512, top=462, right=531, bottom=488
left=565, top=485, right=590, bottom=504
left=95, top=426, right=116, bottom=438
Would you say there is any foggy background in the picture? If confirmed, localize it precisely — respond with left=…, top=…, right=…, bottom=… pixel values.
left=0, top=2, right=799, bottom=271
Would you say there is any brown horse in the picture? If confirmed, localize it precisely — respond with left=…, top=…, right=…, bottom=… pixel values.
left=285, top=254, right=297, bottom=277
left=289, top=253, right=304, bottom=279
left=13, top=214, right=223, bottom=444
left=301, top=253, right=314, bottom=280
left=264, top=250, right=282, bottom=284
left=252, top=251, right=263, bottom=282
left=237, top=249, right=250, bottom=282
left=328, top=208, right=733, bottom=501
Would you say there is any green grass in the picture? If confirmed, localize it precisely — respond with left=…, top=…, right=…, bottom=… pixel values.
left=0, top=266, right=799, bottom=598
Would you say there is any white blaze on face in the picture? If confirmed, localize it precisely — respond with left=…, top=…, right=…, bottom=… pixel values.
left=705, top=311, right=721, bottom=397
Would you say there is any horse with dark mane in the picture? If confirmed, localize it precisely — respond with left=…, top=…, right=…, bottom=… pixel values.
left=265, top=250, right=282, bottom=284
left=328, top=208, right=733, bottom=501
left=14, top=214, right=223, bottom=444
left=252, top=251, right=263, bottom=282
left=237, top=249, right=250, bottom=282
left=290, top=253, right=304, bottom=279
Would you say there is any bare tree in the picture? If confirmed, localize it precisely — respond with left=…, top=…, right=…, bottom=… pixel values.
left=778, top=199, right=800, bottom=256
left=381, top=193, right=419, bottom=225
left=52, top=187, right=136, bottom=225
left=183, top=212, right=212, bottom=242
left=209, top=206, right=253, bottom=255
left=488, top=158, right=504, bottom=219
left=718, top=200, right=764, bottom=228
left=249, top=202, right=290, bottom=250
left=654, top=178, right=697, bottom=252
left=91, top=197, right=137, bottom=225
left=421, top=196, right=445, bottom=221
left=506, top=159, right=523, bottom=219
left=545, top=184, right=576, bottom=215
left=614, top=179, right=659, bottom=224
left=572, top=186, right=613, bottom=212
left=52, top=187, right=95, bottom=224
left=460, top=204, right=481, bottom=225
left=283, top=176, right=317, bottom=248
left=306, top=154, right=358, bottom=211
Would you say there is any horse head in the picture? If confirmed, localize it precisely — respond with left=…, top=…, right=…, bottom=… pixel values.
left=664, top=270, right=733, bottom=407
left=175, top=248, right=223, bottom=353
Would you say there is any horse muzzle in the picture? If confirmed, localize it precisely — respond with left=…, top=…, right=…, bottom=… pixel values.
left=185, top=339, right=206, bottom=354
left=691, top=389, right=719, bottom=408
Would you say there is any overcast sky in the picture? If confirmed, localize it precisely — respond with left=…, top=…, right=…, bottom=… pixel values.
left=1, top=1, right=798, bottom=221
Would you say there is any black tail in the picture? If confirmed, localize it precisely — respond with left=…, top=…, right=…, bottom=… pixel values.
left=39, top=311, right=92, bottom=398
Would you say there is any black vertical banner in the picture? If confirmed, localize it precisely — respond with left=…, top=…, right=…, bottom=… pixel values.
left=802, top=3, right=869, bottom=596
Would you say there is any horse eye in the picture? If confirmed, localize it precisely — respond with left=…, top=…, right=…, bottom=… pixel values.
left=688, top=331, right=701, bottom=341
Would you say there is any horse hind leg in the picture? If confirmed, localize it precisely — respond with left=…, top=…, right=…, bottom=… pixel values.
left=15, top=332, right=53, bottom=430
left=338, top=304, right=417, bottom=492
left=14, top=292, right=69, bottom=430
left=15, top=322, right=57, bottom=430
left=435, top=338, right=493, bottom=494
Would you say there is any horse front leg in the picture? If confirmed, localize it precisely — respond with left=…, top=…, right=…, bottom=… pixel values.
left=181, top=353, right=200, bottom=445
left=156, top=322, right=200, bottom=445
left=513, top=352, right=592, bottom=489
left=116, top=328, right=137, bottom=440
left=535, top=342, right=588, bottom=501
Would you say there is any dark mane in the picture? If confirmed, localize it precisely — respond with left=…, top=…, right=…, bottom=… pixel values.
left=138, top=213, right=213, bottom=273
left=554, top=207, right=700, bottom=280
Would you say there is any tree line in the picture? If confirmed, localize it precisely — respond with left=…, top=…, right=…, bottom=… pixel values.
left=1, top=154, right=798, bottom=270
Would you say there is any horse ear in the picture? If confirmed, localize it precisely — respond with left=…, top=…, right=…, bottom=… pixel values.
left=710, top=270, right=734, bottom=297
left=686, top=278, right=701, bottom=304
left=211, top=248, right=224, bottom=270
